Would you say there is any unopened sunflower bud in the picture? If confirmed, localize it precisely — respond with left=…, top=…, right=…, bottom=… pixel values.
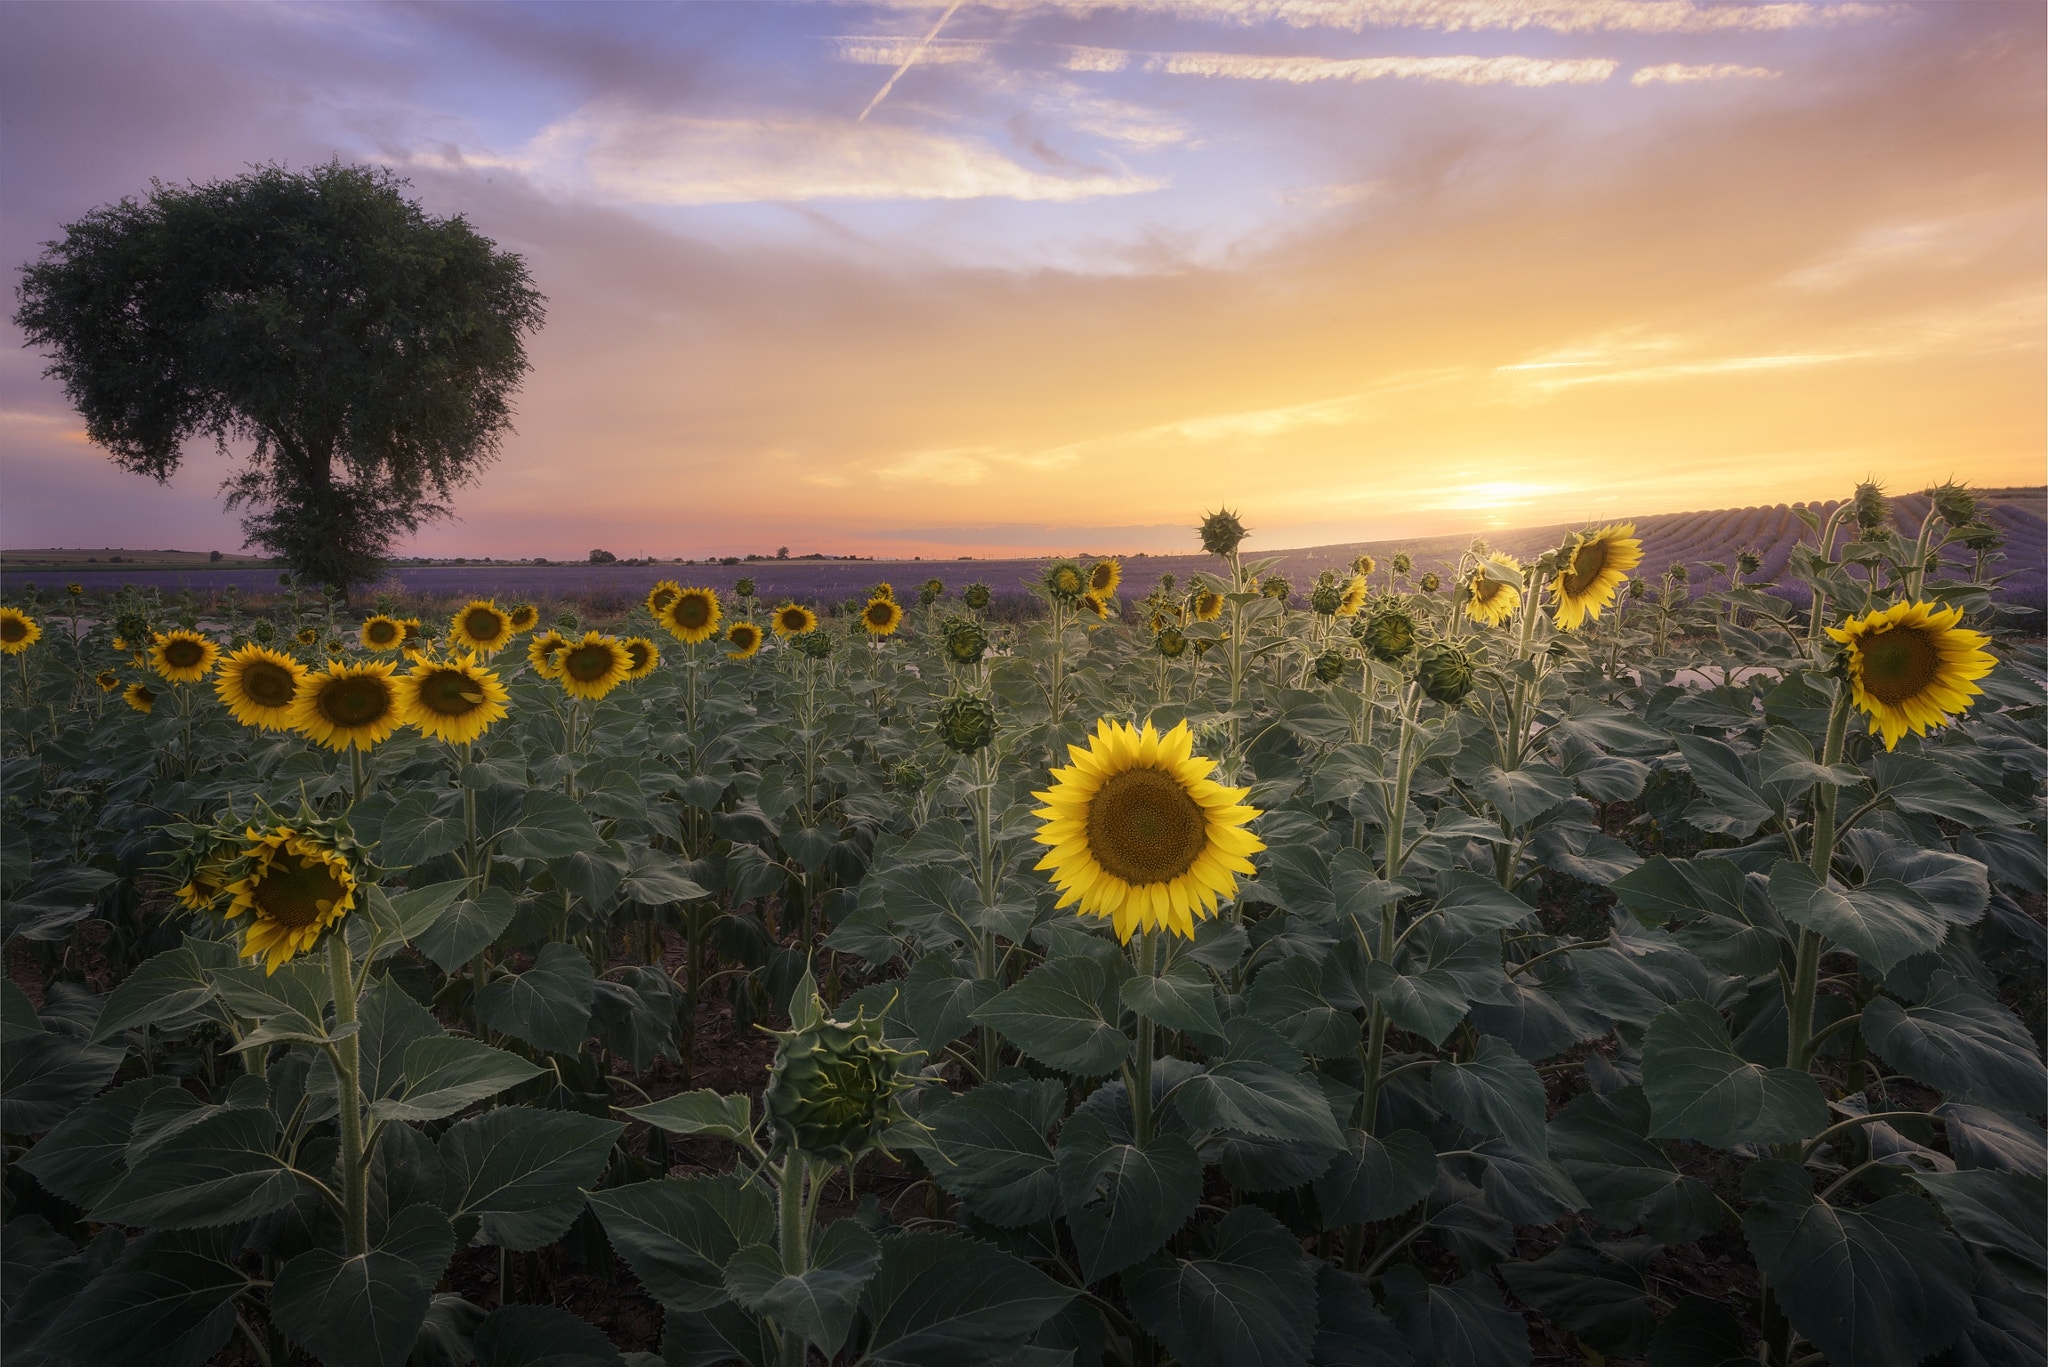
left=1959, top=522, right=2003, bottom=552
left=764, top=1005, right=923, bottom=1163
left=1416, top=642, right=1477, bottom=706
left=1392, top=553, right=1413, bottom=576
left=1853, top=480, right=1888, bottom=533
left=936, top=694, right=998, bottom=753
left=1309, top=582, right=1344, bottom=616
left=1155, top=627, right=1188, bottom=659
left=1261, top=575, right=1292, bottom=602
left=943, top=618, right=989, bottom=665
left=1928, top=481, right=1976, bottom=528
left=1362, top=608, right=1417, bottom=662
left=1418, top=572, right=1441, bottom=594
left=1737, top=550, right=1762, bottom=576
left=1198, top=508, right=1249, bottom=557
left=962, top=583, right=993, bottom=611
left=1313, top=649, right=1348, bottom=683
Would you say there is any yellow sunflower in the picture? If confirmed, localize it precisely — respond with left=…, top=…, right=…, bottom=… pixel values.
left=400, top=617, right=424, bottom=644
left=659, top=587, right=722, bottom=645
left=399, top=655, right=510, bottom=745
left=726, top=622, right=764, bottom=659
left=1337, top=575, right=1367, bottom=618
left=507, top=604, right=539, bottom=633
left=1550, top=523, right=1643, bottom=631
left=1827, top=600, right=1996, bottom=750
left=556, top=632, right=633, bottom=700
left=449, top=600, right=514, bottom=655
left=772, top=603, right=818, bottom=638
left=1033, top=720, right=1265, bottom=944
left=224, top=827, right=357, bottom=974
left=1465, top=553, right=1524, bottom=628
left=621, top=636, right=661, bottom=680
left=861, top=597, right=904, bottom=638
left=647, top=581, right=683, bottom=617
left=528, top=629, right=569, bottom=679
left=1088, top=559, right=1122, bottom=597
left=1080, top=593, right=1112, bottom=622
left=112, top=636, right=128, bottom=652
left=290, top=660, right=403, bottom=751
left=175, top=856, right=233, bottom=913
left=95, top=669, right=121, bottom=693
left=1353, top=555, right=1376, bottom=577
left=871, top=582, right=896, bottom=602
left=0, top=607, right=41, bottom=654
left=150, top=630, right=220, bottom=684
left=359, top=615, right=405, bottom=652
left=215, top=644, right=308, bottom=731
left=123, top=682, right=156, bottom=714
left=1193, top=590, right=1224, bottom=622
left=295, top=627, right=319, bottom=647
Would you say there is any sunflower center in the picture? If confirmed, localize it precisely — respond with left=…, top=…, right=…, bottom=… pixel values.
left=366, top=621, right=399, bottom=645
left=418, top=668, right=483, bottom=716
left=1472, top=577, right=1506, bottom=605
left=0, top=618, right=25, bottom=643
left=1087, top=766, right=1209, bottom=886
left=318, top=675, right=394, bottom=728
left=1563, top=541, right=1610, bottom=595
left=675, top=596, right=711, bottom=629
left=163, top=638, right=205, bottom=668
left=626, top=641, right=653, bottom=671
left=464, top=609, right=505, bottom=643
left=866, top=603, right=892, bottom=626
left=563, top=644, right=616, bottom=682
left=1859, top=626, right=1940, bottom=704
left=241, top=661, right=298, bottom=708
left=1090, top=565, right=1115, bottom=592
left=782, top=610, right=807, bottom=630
left=651, top=589, right=679, bottom=612
left=253, top=856, right=350, bottom=929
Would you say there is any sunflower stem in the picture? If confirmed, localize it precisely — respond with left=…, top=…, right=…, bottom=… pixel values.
left=1130, top=930, right=1156, bottom=1147
left=349, top=746, right=366, bottom=807
left=328, top=933, right=369, bottom=1258
left=776, top=1151, right=812, bottom=1367
left=1781, top=685, right=1854, bottom=1081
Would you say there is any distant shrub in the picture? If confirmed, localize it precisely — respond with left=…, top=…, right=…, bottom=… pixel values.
left=589, top=549, right=617, bottom=564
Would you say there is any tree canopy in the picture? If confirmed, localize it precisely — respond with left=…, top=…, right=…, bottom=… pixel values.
left=13, top=161, right=546, bottom=589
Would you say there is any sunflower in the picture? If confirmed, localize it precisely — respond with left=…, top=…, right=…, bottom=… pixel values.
left=557, top=632, right=633, bottom=700
left=1088, top=559, right=1122, bottom=597
left=528, top=629, right=569, bottom=679
left=1337, top=575, right=1367, bottom=617
left=726, top=622, right=764, bottom=659
left=0, top=608, right=41, bottom=654
left=1549, top=524, right=1643, bottom=631
left=507, top=604, right=539, bottom=633
left=647, top=581, right=683, bottom=617
left=359, top=615, right=405, bottom=651
left=622, top=636, right=661, bottom=679
left=290, top=660, right=403, bottom=751
left=1827, top=600, right=1996, bottom=750
left=400, top=618, right=424, bottom=644
left=1198, top=509, right=1248, bottom=557
left=399, top=655, right=510, bottom=745
left=1033, top=719, right=1265, bottom=944
left=296, top=627, right=320, bottom=647
left=447, top=600, right=512, bottom=655
left=1043, top=562, right=1087, bottom=605
left=225, top=827, right=358, bottom=974
left=861, top=597, right=905, bottom=638
left=175, top=855, right=233, bottom=913
left=95, top=669, right=121, bottom=693
left=772, top=603, right=818, bottom=638
left=871, top=582, right=896, bottom=603
left=1353, top=554, right=1376, bottom=577
left=123, top=682, right=157, bottom=714
left=215, top=644, right=308, bottom=731
left=1080, top=593, right=1112, bottom=622
left=150, top=630, right=220, bottom=684
left=1193, top=590, right=1224, bottom=622
left=1464, top=553, right=1524, bottom=628
left=659, top=587, right=722, bottom=644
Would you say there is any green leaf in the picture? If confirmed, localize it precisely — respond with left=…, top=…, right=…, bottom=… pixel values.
left=18, top=1076, right=191, bottom=1208
left=1359, top=925, right=1505, bottom=1046
left=91, top=947, right=219, bottom=1043
left=618, top=847, right=710, bottom=907
left=1124, top=1207, right=1318, bottom=1367
left=1864, top=973, right=2048, bottom=1116
left=1674, top=735, right=1773, bottom=837
left=1170, top=1054, right=1345, bottom=1152
left=1547, top=1088, right=1722, bottom=1244
left=37, top=1231, right=247, bottom=1367
left=89, top=1104, right=301, bottom=1229
left=379, top=791, right=464, bottom=867
left=1311, top=1264, right=1413, bottom=1367
left=1468, top=1139, right=1587, bottom=1225
left=1768, top=861, right=1948, bottom=976
left=856, top=1230, right=1074, bottom=1367
left=414, top=888, right=517, bottom=973
left=1935, top=1102, right=2046, bottom=1177
left=585, top=1175, right=775, bottom=1314
left=270, top=1207, right=454, bottom=1367
left=1863, top=846, right=1988, bottom=925
left=1243, top=956, right=1349, bottom=1056
left=3, top=978, right=43, bottom=1037
left=353, top=975, right=445, bottom=1104
left=1647, top=1296, right=1750, bottom=1367
left=474, top=941, right=596, bottom=1054
left=625, top=1090, right=754, bottom=1144
left=1741, top=1159, right=1973, bottom=1367
left=970, top=955, right=1128, bottom=1077
left=1641, top=1001, right=1827, bottom=1146
left=1124, top=958, right=1226, bottom=1038
left=1314, top=1128, right=1436, bottom=1226
left=1908, top=1170, right=2046, bottom=1283
left=925, top=1078, right=1065, bottom=1228
left=1756, top=726, right=1862, bottom=789
left=902, top=953, right=999, bottom=1053
left=414, top=1294, right=488, bottom=1367
left=1379, top=1264, right=1531, bottom=1367
left=385, top=879, right=471, bottom=941
left=208, top=958, right=333, bottom=1046
left=492, top=790, right=602, bottom=860
left=1432, top=871, right=1538, bottom=936
left=369, top=1036, right=543, bottom=1123
left=1057, top=1093, right=1203, bottom=1283
left=1867, top=753, right=2021, bottom=827
left=1610, top=857, right=1786, bottom=975
left=724, top=1219, right=878, bottom=1357
left=1, top=1033, right=125, bottom=1133
left=1432, top=1037, right=1548, bottom=1158
left=1498, top=1231, right=1653, bottom=1357
left=472, top=1305, right=623, bottom=1367
left=1474, top=765, right=1577, bottom=828
left=3, top=1215, right=76, bottom=1308
left=439, top=1108, right=622, bottom=1250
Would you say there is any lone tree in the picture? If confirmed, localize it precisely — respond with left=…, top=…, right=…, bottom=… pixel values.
left=13, top=161, right=545, bottom=589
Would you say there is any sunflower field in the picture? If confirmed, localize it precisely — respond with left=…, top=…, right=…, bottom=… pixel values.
left=0, top=483, right=2042, bottom=1367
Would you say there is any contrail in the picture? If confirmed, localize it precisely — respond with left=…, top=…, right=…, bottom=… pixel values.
left=856, top=0, right=964, bottom=122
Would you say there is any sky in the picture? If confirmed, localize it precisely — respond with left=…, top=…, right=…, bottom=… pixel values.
left=1, top=0, right=2041, bottom=560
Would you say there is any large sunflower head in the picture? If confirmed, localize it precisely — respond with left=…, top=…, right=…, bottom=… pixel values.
left=1827, top=600, right=1996, bottom=750
left=291, top=660, right=402, bottom=751
left=358, top=615, right=405, bottom=652
left=528, top=629, right=569, bottom=678
left=215, top=644, right=308, bottom=731
left=557, top=632, right=633, bottom=700
left=1033, top=720, right=1264, bottom=944
left=621, top=636, right=661, bottom=679
left=224, top=825, right=359, bottom=974
left=659, top=588, right=723, bottom=644
left=150, top=630, right=220, bottom=684
left=1088, top=559, right=1122, bottom=597
left=1338, top=574, right=1367, bottom=618
left=1549, top=523, right=1644, bottom=631
left=1464, top=552, right=1524, bottom=628
left=772, top=603, right=818, bottom=637
left=0, top=607, right=41, bottom=655
left=1198, top=508, right=1248, bottom=557
left=508, top=604, right=540, bottom=633
left=861, top=597, right=905, bottom=638
left=450, top=600, right=514, bottom=655
left=1042, top=561, right=1087, bottom=606
left=726, top=622, right=764, bottom=659
left=647, top=581, right=684, bottom=617
left=123, top=682, right=157, bottom=714
left=1193, top=590, right=1224, bottom=622
left=400, top=655, right=510, bottom=745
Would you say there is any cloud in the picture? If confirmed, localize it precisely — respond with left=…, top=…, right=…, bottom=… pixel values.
left=1146, top=50, right=1618, bottom=85
left=1061, top=46, right=1133, bottom=72
left=832, top=36, right=991, bottom=66
left=875, top=1, right=1891, bottom=35
left=1779, top=209, right=2037, bottom=291
left=1632, top=63, right=1781, bottom=84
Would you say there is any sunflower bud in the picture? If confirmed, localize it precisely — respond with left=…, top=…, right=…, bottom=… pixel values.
left=1927, top=481, right=1976, bottom=529
left=890, top=760, right=927, bottom=791
left=734, top=577, right=756, bottom=598
left=1261, top=575, right=1292, bottom=603
left=936, top=694, right=998, bottom=753
left=1309, top=581, right=1345, bottom=616
left=792, top=629, right=835, bottom=661
left=1669, top=563, right=1689, bottom=584
left=1362, top=608, right=1417, bottom=662
left=1392, top=553, right=1413, bottom=577
left=943, top=618, right=989, bottom=665
left=1159, top=572, right=1177, bottom=594
left=1627, top=578, right=1647, bottom=600
left=555, top=610, right=580, bottom=631
left=1958, top=522, right=2003, bottom=552
left=920, top=578, right=945, bottom=606
left=252, top=620, right=276, bottom=644
left=1418, top=572, right=1441, bottom=594
left=1312, top=649, right=1347, bottom=683
left=1737, top=550, right=1762, bottom=576
left=1043, top=561, right=1088, bottom=606
left=1198, top=508, right=1249, bottom=557
left=764, top=1001, right=923, bottom=1163
left=963, top=582, right=993, bottom=611
left=1853, top=480, right=1888, bottom=533
left=1416, top=642, right=1477, bottom=706
left=1155, top=627, right=1188, bottom=659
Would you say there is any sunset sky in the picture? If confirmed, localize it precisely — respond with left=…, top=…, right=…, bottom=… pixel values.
left=2, top=1, right=2041, bottom=559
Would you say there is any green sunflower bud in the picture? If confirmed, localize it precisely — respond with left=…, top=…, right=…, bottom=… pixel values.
left=1198, top=508, right=1249, bottom=557
left=1312, top=649, right=1347, bottom=684
left=764, top=1003, right=923, bottom=1163
left=1927, top=480, right=1976, bottom=529
left=1417, top=572, right=1441, bottom=594
left=1670, top=563, right=1689, bottom=584
left=1391, top=553, right=1413, bottom=577
left=1362, top=609, right=1417, bottom=663
left=890, top=759, right=927, bottom=791
left=1853, top=479, right=1888, bottom=533
left=1043, top=561, right=1087, bottom=606
left=963, top=582, right=993, bottom=611
left=793, top=629, right=835, bottom=660
left=1155, top=627, right=1188, bottom=659
left=936, top=694, right=998, bottom=753
left=1309, top=582, right=1344, bottom=616
left=1627, top=578, right=1647, bottom=600
left=1416, top=642, right=1477, bottom=706
left=943, top=619, right=989, bottom=665
left=1959, top=522, right=2003, bottom=552
left=920, top=578, right=945, bottom=606
left=734, top=577, right=756, bottom=598
left=251, top=620, right=277, bottom=644
left=1737, top=550, right=1762, bottom=576
left=1261, top=575, right=1291, bottom=603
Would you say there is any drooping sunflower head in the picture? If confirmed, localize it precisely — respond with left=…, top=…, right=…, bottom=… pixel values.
left=1155, top=626, right=1188, bottom=659
left=123, top=682, right=156, bottom=714
left=1260, top=575, right=1291, bottom=603
left=528, top=629, right=569, bottom=679
left=507, top=604, right=540, bottom=633
left=772, top=603, right=818, bottom=638
left=936, top=694, right=998, bottom=754
left=1827, top=600, right=1996, bottom=750
left=1418, top=572, right=1441, bottom=594
left=726, top=622, right=764, bottom=660
left=1193, top=590, right=1224, bottom=622
left=962, top=582, right=993, bottom=611
left=216, top=644, right=308, bottom=731
left=734, top=577, right=756, bottom=599
left=400, top=655, right=510, bottom=744
left=450, top=600, right=514, bottom=654
left=943, top=618, right=989, bottom=665
left=1464, top=552, right=1524, bottom=628
left=1392, top=553, right=1413, bottom=577
left=659, top=588, right=723, bottom=644
left=1313, top=649, right=1348, bottom=684
left=225, top=825, right=359, bottom=974
left=1088, top=559, right=1122, bottom=597
left=557, top=632, right=634, bottom=700
left=291, top=660, right=402, bottom=751
left=1198, top=508, right=1248, bottom=558
left=150, top=629, right=220, bottom=684
left=919, top=578, right=945, bottom=606
left=1033, top=719, right=1264, bottom=944
left=1352, top=554, right=1376, bottom=577
left=1079, top=593, right=1112, bottom=622
left=1338, top=574, right=1368, bottom=617
left=1362, top=608, right=1417, bottom=663
left=792, top=627, right=835, bottom=661
left=1043, top=561, right=1087, bottom=606
left=861, top=596, right=905, bottom=638
left=1416, top=642, right=1478, bottom=706
left=358, top=615, right=404, bottom=651
left=1549, top=524, right=1644, bottom=631
left=1309, top=579, right=1344, bottom=617
left=622, top=636, right=662, bottom=678
left=647, top=580, right=683, bottom=617
left=0, top=607, right=43, bottom=655
left=95, top=669, right=121, bottom=693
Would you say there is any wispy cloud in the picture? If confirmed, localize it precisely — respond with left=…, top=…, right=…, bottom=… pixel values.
left=1632, top=62, right=1781, bottom=84
left=833, top=36, right=990, bottom=66
left=876, top=1, right=1891, bottom=36
left=1147, top=50, right=1617, bottom=85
